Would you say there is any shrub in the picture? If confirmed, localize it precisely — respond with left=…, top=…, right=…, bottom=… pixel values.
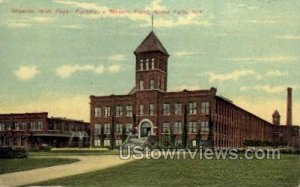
left=0, top=146, right=28, bottom=159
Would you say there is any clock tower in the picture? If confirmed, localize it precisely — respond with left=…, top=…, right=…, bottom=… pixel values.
left=134, top=31, right=169, bottom=92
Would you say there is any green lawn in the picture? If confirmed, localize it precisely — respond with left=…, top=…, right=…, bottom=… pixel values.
left=34, top=154, right=300, bottom=187
left=0, top=157, right=79, bottom=174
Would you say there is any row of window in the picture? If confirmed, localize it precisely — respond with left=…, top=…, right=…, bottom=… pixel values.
left=94, top=123, right=133, bottom=135
left=139, top=58, right=155, bottom=71
left=0, top=122, right=43, bottom=131
left=94, top=102, right=210, bottom=117
left=162, top=121, right=210, bottom=134
left=94, top=139, right=205, bottom=147
left=93, top=121, right=210, bottom=135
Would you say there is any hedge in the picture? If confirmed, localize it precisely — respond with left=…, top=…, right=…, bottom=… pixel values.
left=0, top=146, right=28, bottom=159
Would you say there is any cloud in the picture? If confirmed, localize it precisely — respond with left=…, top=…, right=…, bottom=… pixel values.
left=56, top=64, right=104, bottom=78
left=174, top=51, right=195, bottom=57
left=108, top=54, right=126, bottom=61
left=240, top=85, right=300, bottom=94
left=14, top=65, right=39, bottom=80
left=277, top=35, right=300, bottom=40
left=245, top=20, right=276, bottom=24
left=230, top=55, right=298, bottom=63
left=170, top=85, right=203, bottom=91
left=61, top=24, right=83, bottom=29
left=32, top=17, right=53, bottom=23
left=266, top=70, right=286, bottom=77
left=207, top=69, right=258, bottom=82
left=7, top=23, right=31, bottom=28
left=108, top=64, right=122, bottom=73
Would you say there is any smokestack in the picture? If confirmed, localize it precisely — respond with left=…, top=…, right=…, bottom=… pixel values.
left=286, top=87, right=292, bottom=126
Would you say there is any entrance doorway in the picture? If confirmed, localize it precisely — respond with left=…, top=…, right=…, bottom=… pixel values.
left=138, top=119, right=154, bottom=138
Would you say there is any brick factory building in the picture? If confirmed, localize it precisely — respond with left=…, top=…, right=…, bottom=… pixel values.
left=90, top=31, right=299, bottom=149
left=0, top=112, right=90, bottom=149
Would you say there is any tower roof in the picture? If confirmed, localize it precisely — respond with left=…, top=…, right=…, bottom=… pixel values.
left=273, top=110, right=280, bottom=117
left=134, top=31, right=169, bottom=56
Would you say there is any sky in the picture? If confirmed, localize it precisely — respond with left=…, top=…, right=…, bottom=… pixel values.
left=0, top=0, right=299, bottom=125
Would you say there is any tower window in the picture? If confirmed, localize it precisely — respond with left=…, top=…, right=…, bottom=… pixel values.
left=139, top=80, right=144, bottom=90
left=149, top=104, right=154, bottom=115
left=146, top=62, right=149, bottom=70
left=140, top=62, right=143, bottom=70
left=151, top=58, right=155, bottom=69
left=150, top=79, right=154, bottom=89
left=139, top=105, right=144, bottom=115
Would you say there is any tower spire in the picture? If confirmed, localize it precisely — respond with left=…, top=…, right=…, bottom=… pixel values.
left=151, top=13, right=154, bottom=31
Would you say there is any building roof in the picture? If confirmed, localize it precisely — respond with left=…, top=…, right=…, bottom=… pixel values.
left=134, top=31, right=169, bottom=55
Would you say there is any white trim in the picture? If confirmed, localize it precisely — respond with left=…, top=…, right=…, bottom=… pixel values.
left=138, top=119, right=155, bottom=138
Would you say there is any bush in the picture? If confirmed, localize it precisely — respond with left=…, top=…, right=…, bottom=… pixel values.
left=0, top=146, right=28, bottom=159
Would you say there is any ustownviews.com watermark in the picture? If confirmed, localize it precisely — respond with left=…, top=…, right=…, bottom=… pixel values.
left=119, top=146, right=281, bottom=160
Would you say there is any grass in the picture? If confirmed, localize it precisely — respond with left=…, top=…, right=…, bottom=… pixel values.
left=34, top=154, right=300, bottom=187
left=0, top=157, right=79, bottom=174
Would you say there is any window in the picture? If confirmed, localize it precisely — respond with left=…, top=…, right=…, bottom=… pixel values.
left=150, top=79, right=154, bottom=89
left=95, top=107, right=101, bottom=117
left=189, top=102, right=197, bottom=114
left=149, top=104, right=154, bottom=115
left=104, top=139, right=110, bottom=146
left=14, top=123, right=20, bottom=131
left=115, top=139, right=123, bottom=146
left=146, top=59, right=149, bottom=70
left=188, top=121, right=197, bottom=133
left=30, top=122, right=43, bottom=131
left=104, top=124, right=111, bottom=134
left=201, top=102, right=210, bottom=114
left=115, top=124, right=122, bottom=133
left=104, top=106, right=110, bottom=117
left=21, top=122, right=27, bottom=130
left=162, top=122, right=170, bottom=133
left=151, top=58, right=155, bottom=69
left=174, top=121, right=182, bottom=134
left=140, top=80, right=144, bottom=90
left=125, top=105, right=133, bottom=117
left=116, top=106, right=123, bottom=117
left=94, top=139, right=101, bottom=147
left=0, top=123, right=4, bottom=131
left=139, top=105, right=144, bottom=115
left=125, top=123, right=133, bottom=133
left=201, top=121, right=209, bottom=133
left=174, top=103, right=182, bottom=115
left=163, top=103, right=170, bottom=115
left=94, top=124, right=101, bottom=135
left=175, top=139, right=182, bottom=146
left=140, top=59, right=143, bottom=70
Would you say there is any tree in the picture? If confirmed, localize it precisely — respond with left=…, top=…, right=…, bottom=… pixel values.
left=121, top=126, right=127, bottom=143
left=110, top=115, right=115, bottom=150
left=182, top=104, right=188, bottom=148
left=99, top=126, right=106, bottom=147
left=196, top=129, right=202, bottom=147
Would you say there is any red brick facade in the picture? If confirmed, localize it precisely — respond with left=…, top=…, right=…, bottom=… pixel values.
left=0, top=112, right=89, bottom=148
left=90, top=31, right=300, bottom=149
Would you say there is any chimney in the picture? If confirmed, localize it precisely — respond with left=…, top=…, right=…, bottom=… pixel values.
left=286, top=87, right=292, bottom=126
left=272, top=110, right=280, bottom=126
